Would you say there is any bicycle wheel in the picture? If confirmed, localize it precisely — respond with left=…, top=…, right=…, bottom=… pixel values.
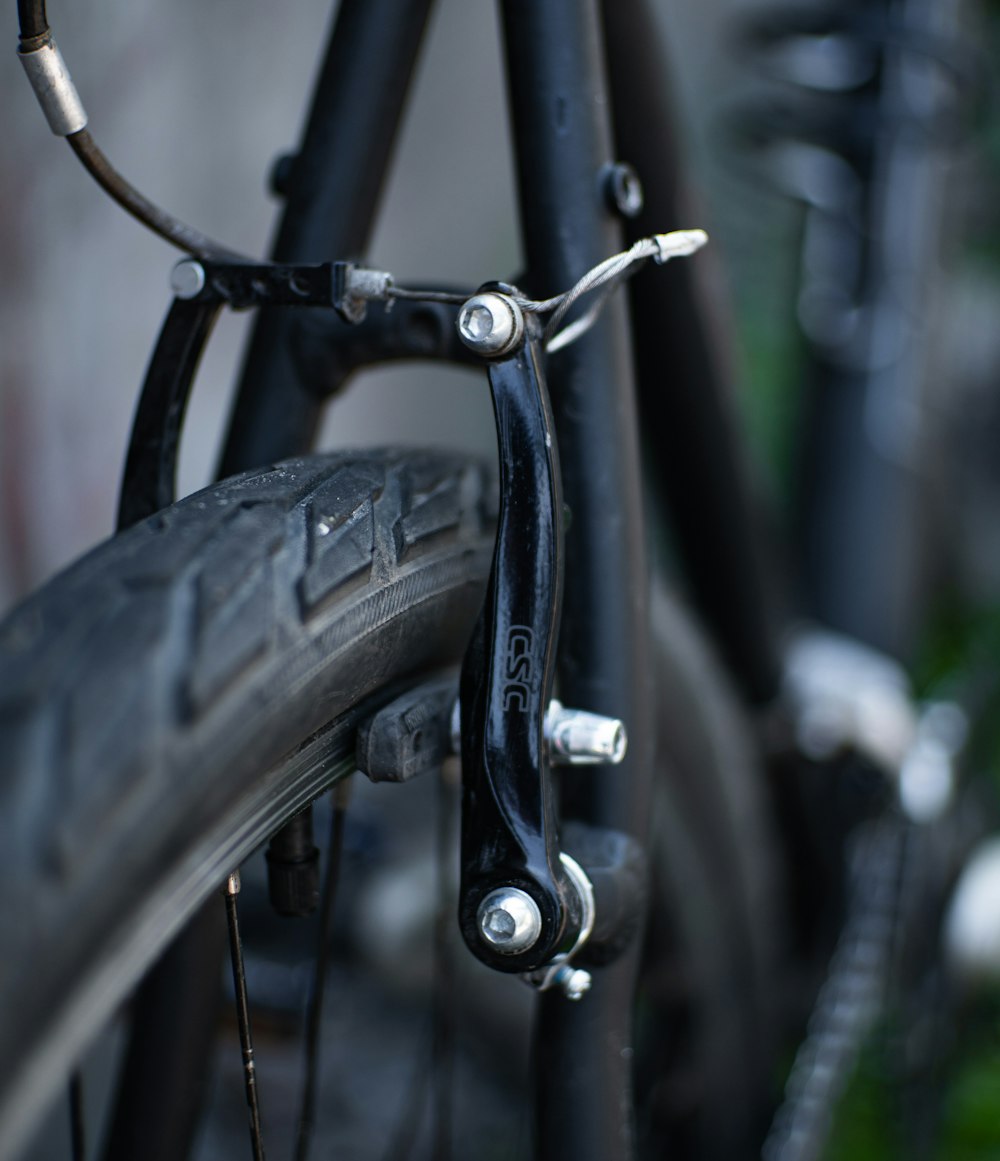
left=0, top=445, right=780, bottom=1160
left=636, top=583, right=782, bottom=1161
left=0, top=448, right=496, bottom=1160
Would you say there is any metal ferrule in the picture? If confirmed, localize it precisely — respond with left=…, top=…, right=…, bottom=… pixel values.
left=18, top=39, right=88, bottom=136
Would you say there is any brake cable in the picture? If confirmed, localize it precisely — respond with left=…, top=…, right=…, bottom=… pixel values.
left=351, top=229, right=708, bottom=353
left=16, top=2, right=250, bottom=261
left=16, top=4, right=707, bottom=333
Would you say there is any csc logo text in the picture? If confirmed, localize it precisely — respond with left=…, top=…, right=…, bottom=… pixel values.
left=502, top=626, right=535, bottom=712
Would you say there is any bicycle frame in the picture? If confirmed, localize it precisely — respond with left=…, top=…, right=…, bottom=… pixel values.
left=7, top=0, right=998, bottom=1156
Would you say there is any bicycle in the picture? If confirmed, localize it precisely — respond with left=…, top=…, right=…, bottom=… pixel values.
left=1, top=0, right=995, bottom=1159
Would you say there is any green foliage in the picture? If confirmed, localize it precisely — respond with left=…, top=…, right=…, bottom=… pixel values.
left=824, top=1048, right=893, bottom=1161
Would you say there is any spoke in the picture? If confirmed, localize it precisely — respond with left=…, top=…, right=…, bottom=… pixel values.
left=69, top=1070, right=85, bottom=1161
left=384, top=761, right=460, bottom=1161
left=431, top=761, right=459, bottom=1161
left=382, top=1029, right=430, bottom=1161
left=294, top=781, right=352, bottom=1161
left=223, top=870, right=266, bottom=1161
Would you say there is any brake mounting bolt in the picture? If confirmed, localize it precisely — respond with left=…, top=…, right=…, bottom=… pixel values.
left=171, top=259, right=207, bottom=300
left=602, top=162, right=644, bottom=219
left=457, top=292, right=525, bottom=358
left=477, top=887, right=543, bottom=954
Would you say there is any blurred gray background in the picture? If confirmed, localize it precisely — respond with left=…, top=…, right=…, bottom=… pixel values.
left=0, top=0, right=750, bottom=613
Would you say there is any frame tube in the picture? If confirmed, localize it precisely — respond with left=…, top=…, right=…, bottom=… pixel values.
left=603, top=0, right=786, bottom=706
left=219, top=0, right=436, bottom=476
left=500, top=2, right=653, bottom=1157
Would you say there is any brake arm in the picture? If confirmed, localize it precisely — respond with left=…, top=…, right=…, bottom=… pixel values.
left=457, top=299, right=584, bottom=973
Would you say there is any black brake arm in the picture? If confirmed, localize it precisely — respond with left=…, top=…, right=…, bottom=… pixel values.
left=458, top=321, right=582, bottom=973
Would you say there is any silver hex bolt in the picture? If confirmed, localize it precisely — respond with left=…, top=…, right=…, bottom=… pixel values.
left=477, top=887, right=543, bottom=954
left=457, top=292, right=525, bottom=358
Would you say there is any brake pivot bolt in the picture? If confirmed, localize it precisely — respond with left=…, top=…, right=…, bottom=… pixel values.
left=463, top=305, right=493, bottom=341
left=457, top=292, right=525, bottom=357
left=477, top=887, right=543, bottom=953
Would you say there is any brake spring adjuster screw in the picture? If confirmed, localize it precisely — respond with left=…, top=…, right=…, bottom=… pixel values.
left=553, top=964, right=592, bottom=1001
left=477, top=887, right=543, bottom=954
left=457, top=292, right=525, bottom=358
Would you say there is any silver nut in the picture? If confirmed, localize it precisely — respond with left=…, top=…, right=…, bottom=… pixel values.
left=171, top=259, right=206, bottom=300
left=457, top=292, right=524, bottom=357
left=554, top=965, right=592, bottom=1001
left=477, top=887, right=542, bottom=954
left=546, top=700, right=628, bottom=765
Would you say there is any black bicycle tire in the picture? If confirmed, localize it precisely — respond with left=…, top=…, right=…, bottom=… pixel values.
left=0, top=448, right=496, bottom=1160
left=0, top=445, right=782, bottom=1161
